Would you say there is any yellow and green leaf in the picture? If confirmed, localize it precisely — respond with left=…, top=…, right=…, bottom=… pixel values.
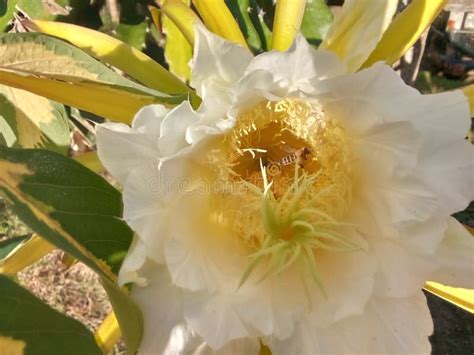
left=0, top=32, right=161, bottom=93
left=362, top=0, right=447, bottom=68
left=0, top=69, right=183, bottom=124
left=300, top=0, right=333, bottom=46
left=0, top=336, right=26, bottom=355
left=0, top=146, right=142, bottom=353
left=193, top=0, right=248, bottom=48
left=74, top=151, right=104, bottom=173
left=0, top=235, right=28, bottom=260
left=320, top=0, right=398, bottom=72
left=462, top=84, right=474, bottom=116
left=0, top=85, right=70, bottom=153
left=17, top=0, right=87, bottom=21
left=425, top=281, right=474, bottom=314
left=159, top=2, right=193, bottom=81
left=225, top=0, right=263, bottom=52
left=0, top=32, right=188, bottom=124
left=0, top=234, right=55, bottom=275
left=95, top=312, right=122, bottom=354
left=158, top=0, right=201, bottom=46
left=24, top=19, right=191, bottom=95
left=0, top=275, right=102, bottom=355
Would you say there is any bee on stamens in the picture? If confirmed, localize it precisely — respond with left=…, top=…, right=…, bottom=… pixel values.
left=278, top=147, right=311, bottom=168
left=263, top=146, right=312, bottom=174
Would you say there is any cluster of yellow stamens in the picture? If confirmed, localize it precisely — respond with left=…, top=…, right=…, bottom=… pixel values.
left=208, top=99, right=357, bottom=288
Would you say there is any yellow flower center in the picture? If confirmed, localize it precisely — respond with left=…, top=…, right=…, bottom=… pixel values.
left=208, top=99, right=357, bottom=287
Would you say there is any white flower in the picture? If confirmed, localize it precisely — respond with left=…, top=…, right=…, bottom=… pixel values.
left=97, top=25, right=474, bottom=355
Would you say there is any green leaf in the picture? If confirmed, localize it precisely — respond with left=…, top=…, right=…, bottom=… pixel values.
left=0, top=0, right=7, bottom=16
left=0, top=32, right=161, bottom=95
left=115, top=22, right=148, bottom=50
left=18, top=0, right=64, bottom=20
left=0, top=86, right=70, bottom=154
left=101, top=277, right=143, bottom=353
left=226, top=0, right=273, bottom=52
left=0, top=0, right=17, bottom=31
left=0, top=235, right=28, bottom=259
left=25, top=20, right=192, bottom=97
left=0, top=93, right=16, bottom=147
left=16, top=0, right=88, bottom=21
left=0, top=275, right=102, bottom=355
left=0, top=32, right=188, bottom=122
left=226, top=0, right=262, bottom=51
left=250, top=1, right=272, bottom=51
left=0, top=145, right=132, bottom=275
left=0, top=146, right=143, bottom=354
left=301, top=0, right=333, bottom=46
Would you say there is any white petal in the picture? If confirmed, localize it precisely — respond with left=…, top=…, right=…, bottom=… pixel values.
left=178, top=229, right=376, bottom=348
left=384, top=176, right=439, bottom=226
left=165, top=232, right=224, bottom=292
left=430, top=217, right=474, bottom=289
left=190, top=337, right=260, bottom=355
left=397, top=217, right=449, bottom=255
left=246, top=35, right=345, bottom=90
left=355, top=121, right=422, bottom=180
left=391, top=90, right=472, bottom=215
left=158, top=101, right=201, bottom=156
left=162, top=192, right=236, bottom=292
left=190, top=23, right=252, bottom=96
left=134, top=266, right=259, bottom=355
left=96, top=122, right=159, bottom=185
left=326, top=80, right=469, bottom=156
left=410, top=91, right=470, bottom=153
left=228, top=70, right=290, bottom=118
left=196, top=81, right=233, bottom=120
left=351, top=294, right=432, bottom=354
left=324, top=63, right=471, bottom=230
left=372, top=239, right=437, bottom=298
left=132, top=272, right=260, bottom=355
left=320, top=63, right=421, bottom=141
left=308, top=248, right=377, bottom=326
left=183, top=284, right=272, bottom=350
left=320, top=0, right=398, bottom=72
left=132, top=104, right=168, bottom=140
left=267, top=293, right=432, bottom=355
left=187, top=81, right=236, bottom=143
left=209, top=338, right=260, bottom=355
left=183, top=290, right=251, bottom=350
left=418, top=140, right=474, bottom=216
left=131, top=263, right=185, bottom=355
left=322, top=63, right=417, bottom=128
left=164, top=324, right=206, bottom=355
left=118, top=235, right=148, bottom=286
left=263, top=320, right=318, bottom=355
left=123, top=159, right=185, bottom=264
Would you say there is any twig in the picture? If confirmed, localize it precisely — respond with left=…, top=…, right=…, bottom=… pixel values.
left=106, top=0, right=120, bottom=25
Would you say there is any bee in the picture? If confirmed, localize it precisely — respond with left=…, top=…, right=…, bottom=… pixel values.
left=278, top=147, right=311, bottom=167
left=263, top=147, right=311, bottom=174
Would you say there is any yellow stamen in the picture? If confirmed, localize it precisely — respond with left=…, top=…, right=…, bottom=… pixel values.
left=207, top=99, right=359, bottom=288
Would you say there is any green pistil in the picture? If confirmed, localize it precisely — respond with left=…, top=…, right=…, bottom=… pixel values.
left=238, top=165, right=360, bottom=292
